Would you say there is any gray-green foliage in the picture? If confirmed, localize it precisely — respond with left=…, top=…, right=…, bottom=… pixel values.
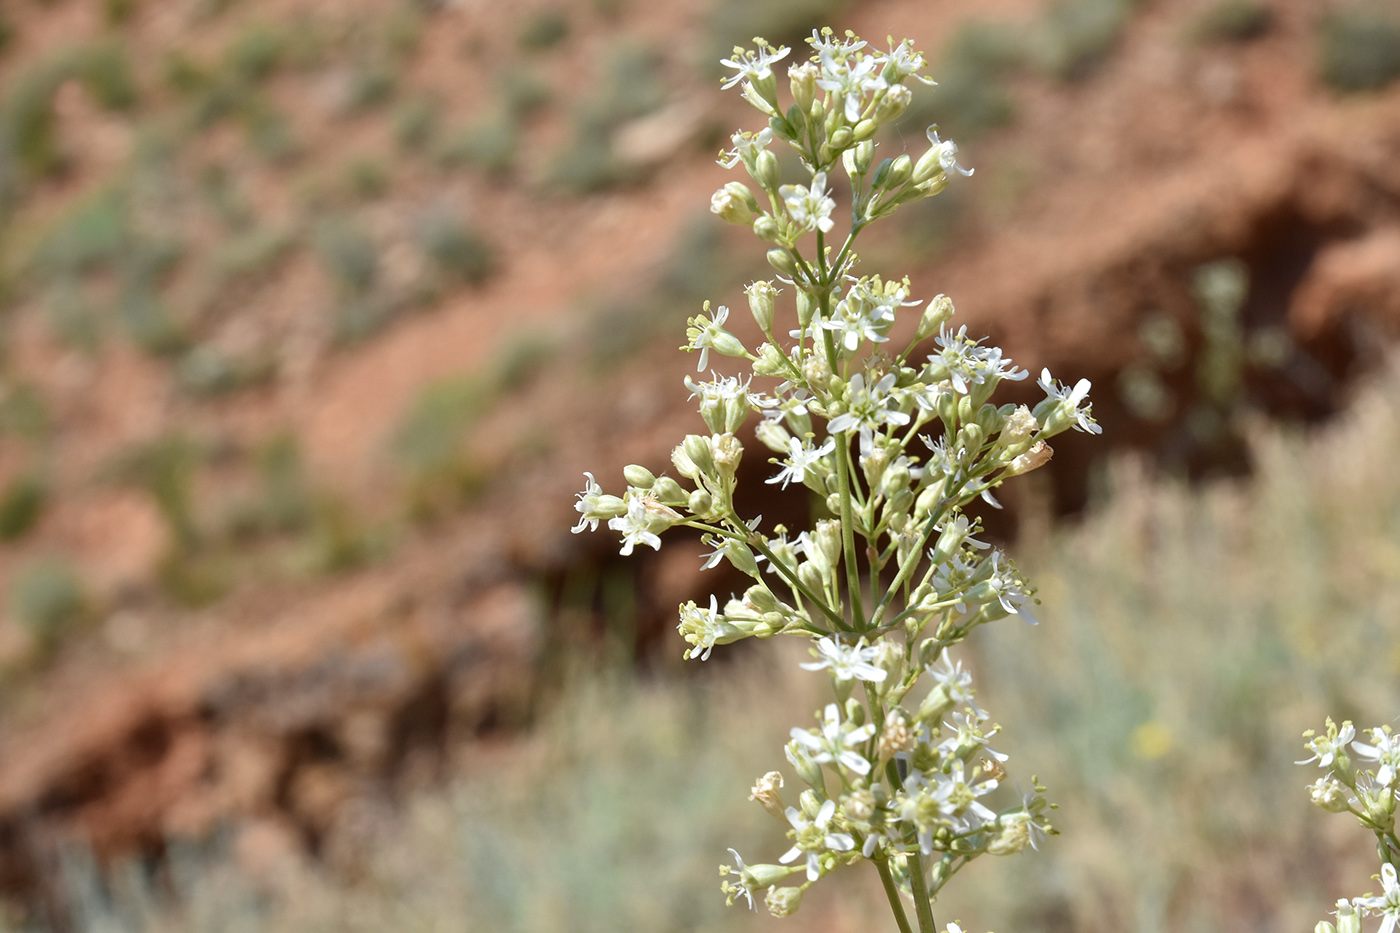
left=0, top=472, right=46, bottom=541
left=1030, top=0, right=1142, bottom=81
left=1187, top=0, right=1272, bottom=44
left=413, top=209, right=493, bottom=286
left=1319, top=7, right=1400, bottom=93
left=9, top=557, right=86, bottom=652
left=702, top=0, right=846, bottom=72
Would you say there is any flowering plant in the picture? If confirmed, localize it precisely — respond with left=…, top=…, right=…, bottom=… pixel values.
left=1302, top=719, right=1400, bottom=933
left=573, top=28, right=1100, bottom=931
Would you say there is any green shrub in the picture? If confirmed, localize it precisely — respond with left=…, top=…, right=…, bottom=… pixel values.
left=1030, top=0, right=1138, bottom=81
left=1188, top=0, right=1272, bottom=44
left=314, top=218, right=378, bottom=297
left=1, top=60, right=68, bottom=180
left=393, top=95, right=439, bottom=151
left=0, top=384, right=49, bottom=439
left=239, top=97, right=299, bottom=163
left=897, top=21, right=1024, bottom=138
left=392, top=375, right=492, bottom=518
left=225, top=24, right=284, bottom=84
left=413, top=210, right=493, bottom=285
left=546, top=43, right=666, bottom=192
left=518, top=10, right=570, bottom=51
left=1319, top=8, right=1400, bottom=92
left=438, top=114, right=518, bottom=176
left=342, top=65, right=396, bottom=114
left=9, top=558, right=86, bottom=652
left=256, top=434, right=313, bottom=533
left=498, top=67, right=551, bottom=118
left=78, top=41, right=139, bottom=111
left=0, top=472, right=46, bottom=540
left=111, top=434, right=201, bottom=552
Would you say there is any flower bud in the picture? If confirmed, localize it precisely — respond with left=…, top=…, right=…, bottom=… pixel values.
left=976, top=402, right=1004, bottom=438
left=755, top=418, right=792, bottom=453
left=998, top=405, right=1038, bottom=447
left=711, top=182, right=759, bottom=225
left=849, top=139, right=875, bottom=176
left=753, top=149, right=781, bottom=191
left=747, top=280, right=778, bottom=333
left=1337, top=900, right=1362, bottom=933
left=915, top=295, right=954, bottom=341
left=1316, top=924, right=1338, bottom=933
left=688, top=488, right=714, bottom=517
left=802, top=352, right=831, bottom=391
left=873, top=83, right=912, bottom=124
left=753, top=342, right=787, bottom=376
left=878, top=709, right=914, bottom=760
left=741, top=80, right=779, bottom=117
left=623, top=464, right=656, bottom=488
left=766, top=885, right=804, bottom=918
left=753, top=215, right=784, bottom=243
left=829, top=126, right=854, bottom=151
left=651, top=476, right=687, bottom=506
left=682, top=434, right=716, bottom=477
left=786, top=739, right=825, bottom=787
left=672, top=443, right=701, bottom=480
left=815, top=518, right=842, bottom=567
left=852, top=118, right=878, bottom=141
left=799, top=789, right=823, bottom=818
left=767, top=248, right=800, bottom=278
left=881, top=154, right=912, bottom=191
left=1308, top=777, right=1352, bottom=813
left=790, top=62, right=818, bottom=112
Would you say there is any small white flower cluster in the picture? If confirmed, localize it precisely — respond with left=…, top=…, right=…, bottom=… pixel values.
left=1301, top=719, right=1400, bottom=933
left=575, top=28, right=1099, bottom=930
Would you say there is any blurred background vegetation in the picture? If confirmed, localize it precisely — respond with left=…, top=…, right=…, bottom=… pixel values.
left=0, top=0, right=1399, bottom=930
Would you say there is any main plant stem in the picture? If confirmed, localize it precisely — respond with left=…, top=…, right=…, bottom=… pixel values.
left=875, top=859, right=915, bottom=933
left=907, top=850, right=939, bottom=933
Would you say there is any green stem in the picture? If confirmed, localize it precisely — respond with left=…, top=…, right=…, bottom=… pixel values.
left=834, top=430, right=868, bottom=629
left=907, top=849, right=939, bottom=933
left=747, top=536, right=851, bottom=633
left=875, top=859, right=916, bottom=933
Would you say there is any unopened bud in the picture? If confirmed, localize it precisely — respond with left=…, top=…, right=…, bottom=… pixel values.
left=623, top=464, right=656, bottom=488
left=755, top=418, right=792, bottom=453
left=753, top=214, right=784, bottom=243
left=753, top=149, right=781, bottom=191
left=651, top=476, right=687, bottom=506
left=786, top=740, right=824, bottom=787
left=881, top=154, right=912, bottom=191
left=849, top=139, right=875, bottom=176
left=711, top=182, right=759, bottom=225
left=916, top=294, right=956, bottom=341
left=852, top=118, right=878, bottom=141
left=747, top=280, right=778, bottom=332
left=815, top=518, right=842, bottom=566
left=873, top=84, right=912, bottom=124
left=829, top=126, right=853, bottom=149
left=753, top=342, right=787, bottom=376
left=712, top=433, right=744, bottom=477
left=682, top=434, right=715, bottom=476
left=790, top=62, right=818, bottom=112
left=767, top=247, right=800, bottom=278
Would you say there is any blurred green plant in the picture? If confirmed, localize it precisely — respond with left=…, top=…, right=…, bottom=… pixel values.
left=77, top=41, right=140, bottom=112
left=9, top=557, right=87, bottom=655
left=498, top=66, right=551, bottom=119
left=702, top=0, right=846, bottom=72
left=1029, top=0, right=1142, bottom=81
left=517, top=9, right=570, bottom=51
left=109, top=434, right=202, bottom=553
left=413, top=209, right=494, bottom=286
left=0, top=472, right=46, bottom=541
left=1318, top=7, right=1400, bottom=93
left=895, top=22, right=1024, bottom=138
left=545, top=42, right=667, bottom=193
left=1187, top=0, right=1272, bottom=44
left=314, top=216, right=378, bottom=297
left=393, top=95, right=439, bottom=152
left=391, top=374, right=491, bottom=520
left=437, top=114, right=518, bottom=176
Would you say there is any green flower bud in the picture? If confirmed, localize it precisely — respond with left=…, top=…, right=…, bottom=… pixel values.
left=977, top=402, right=1004, bottom=437
left=767, top=247, right=800, bottom=278
left=623, top=464, right=656, bottom=488
left=815, top=518, right=842, bottom=567
left=882, top=154, right=912, bottom=191
left=956, top=392, right=977, bottom=425
left=683, top=434, right=716, bottom=477
left=753, top=215, right=784, bottom=243
left=1316, top=923, right=1338, bottom=933
left=651, top=476, right=687, bottom=506
left=747, top=280, right=778, bottom=332
left=1337, top=900, right=1362, bottom=933
left=873, top=83, right=911, bottom=124
left=850, top=139, right=875, bottom=176
left=753, top=342, right=788, bottom=376
left=790, top=62, right=818, bottom=111
left=688, top=488, right=714, bottom=517
left=672, top=443, right=701, bottom=481
left=753, top=149, right=781, bottom=191
left=852, top=118, right=878, bottom=141
left=755, top=418, right=792, bottom=453
left=711, top=182, right=759, bottom=225
left=844, top=697, right=866, bottom=727
left=829, top=126, right=853, bottom=149
left=798, top=560, right=824, bottom=594
left=799, top=789, right=823, bottom=818
left=741, top=81, right=779, bottom=117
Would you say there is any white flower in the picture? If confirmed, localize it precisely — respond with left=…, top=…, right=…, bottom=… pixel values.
left=1354, top=727, right=1400, bottom=787
left=925, top=649, right=987, bottom=720
left=779, top=172, right=836, bottom=233
left=677, top=595, right=744, bottom=660
left=986, top=551, right=1039, bottom=624
left=827, top=372, right=910, bottom=435
left=685, top=304, right=731, bottom=372
left=572, top=472, right=623, bottom=533
left=721, top=849, right=758, bottom=910
left=1037, top=367, right=1102, bottom=434
left=799, top=636, right=888, bottom=682
left=808, top=28, right=867, bottom=62
left=607, top=490, right=677, bottom=556
left=779, top=798, right=855, bottom=881
left=1355, top=863, right=1400, bottom=933
left=1298, top=719, right=1357, bottom=768
left=926, top=127, right=973, bottom=177
left=766, top=436, right=835, bottom=489
left=720, top=44, right=791, bottom=90
left=931, top=325, right=1027, bottom=395
left=718, top=128, right=773, bottom=170
left=790, top=703, right=875, bottom=776
left=815, top=53, right=887, bottom=121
